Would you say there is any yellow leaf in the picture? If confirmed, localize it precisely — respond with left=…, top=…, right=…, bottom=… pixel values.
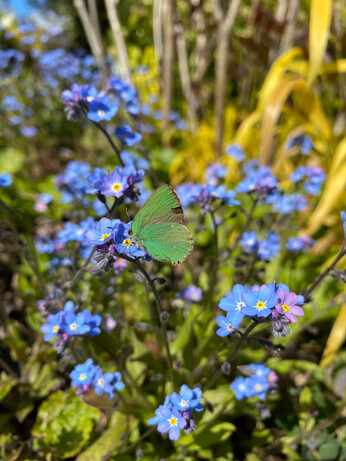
left=305, top=138, right=346, bottom=235
left=320, top=304, right=346, bottom=367
left=233, top=110, right=260, bottom=147
left=258, top=48, right=303, bottom=113
left=308, top=0, right=333, bottom=84
left=259, top=77, right=305, bottom=165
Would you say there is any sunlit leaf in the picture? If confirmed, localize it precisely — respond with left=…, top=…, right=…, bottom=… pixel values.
left=308, top=0, right=333, bottom=84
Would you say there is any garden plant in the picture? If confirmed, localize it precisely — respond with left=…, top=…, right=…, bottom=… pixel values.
left=0, top=0, right=345, bottom=460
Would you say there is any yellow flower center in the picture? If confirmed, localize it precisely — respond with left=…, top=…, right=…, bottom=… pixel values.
left=282, top=304, right=290, bottom=312
left=255, top=384, right=262, bottom=391
left=249, top=184, right=255, bottom=190
left=70, top=323, right=77, bottom=330
left=97, top=109, right=105, bottom=117
left=112, top=183, right=121, bottom=192
left=97, top=378, right=105, bottom=387
left=116, top=258, right=123, bottom=264
left=87, top=96, right=94, bottom=102
left=101, top=233, right=110, bottom=241
left=169, top=416, right=177, bottom=426
left=122, top=239, right=131, bottom=248
left=191, top=294, right=197, bottom=300
left=79, top=373, right=86, bottom=381
left=227, top=324, right=235, bottom=331
left=53, top=325, right=59, bottom=333
left=180, top=400, right=188, bottom=407
left=256, top=301, right=266, bottom=310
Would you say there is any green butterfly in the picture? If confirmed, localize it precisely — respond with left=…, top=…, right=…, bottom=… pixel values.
left=130, top=184, right=193, bottom=265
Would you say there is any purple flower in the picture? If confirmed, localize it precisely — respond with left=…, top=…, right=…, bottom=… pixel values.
left=20, top=126, right=38, bottom=138
left=34, top=193, right=53, bottom=212
left=183, top=285, right=202, bottom=303
left=100, top=170, right=128, bottom=198
left=205, top=163, right=227, bottom=186
left=241, top=284, right=277, bottom=318
left=274, top=290, right=304, bottom=323
left=113, top=257, right=127, bottom=274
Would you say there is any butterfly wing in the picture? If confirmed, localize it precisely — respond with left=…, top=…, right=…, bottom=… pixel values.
left=138, top=222, right=193, bottom=264
left=132, top=185, right=184, bottom=236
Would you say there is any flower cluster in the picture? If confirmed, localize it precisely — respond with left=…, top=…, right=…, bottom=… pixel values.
left=87, top=164, right=144, bottom=201
left=62, top=84, right=118, bottom=122
left=230, top=363, right=278, bottom=400
left=40, top=301, right=101, bottom=342
left=290, top=165, right=326, bottom=195
left=286, top=235, right=315, bottom=252
left=85, top=218, right=150, bottom=271
left=177, top=183, right=239, bottom=212
left=217, top=282, right=304, bottom=338
left=70, top=358, right=124, bottom=398
left=286, top=134, right=313, bottom=155
left=236, top=163, right=278, bottom=199
left=240, top=231, right=280, bottom=261
left=148, top=385, right=204, bottom=441
left=266, top=192, right=307, bottom=214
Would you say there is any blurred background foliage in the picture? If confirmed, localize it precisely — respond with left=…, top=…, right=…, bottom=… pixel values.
left=0, top=0, right=345, bottom=460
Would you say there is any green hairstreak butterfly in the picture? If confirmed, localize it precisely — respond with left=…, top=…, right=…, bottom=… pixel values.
left=130, top=184, right=193, bottom=265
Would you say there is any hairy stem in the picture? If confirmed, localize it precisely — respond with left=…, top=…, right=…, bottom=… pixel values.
left=302, top=244, right=346, bottom=299
left=91, top=120, right=124, bottom=166
left=132, top=259, right=176, bottom=389
left=203, top=318, right=271, bottom=391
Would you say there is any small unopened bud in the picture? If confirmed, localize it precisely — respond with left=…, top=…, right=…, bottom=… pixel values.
left=221, top=361, right=231, bottom=375
left=154, top=277, right=167, bottom=286
left=135, top=322, right=152, bottom=332
left=160, top=311, right=169, bottom=323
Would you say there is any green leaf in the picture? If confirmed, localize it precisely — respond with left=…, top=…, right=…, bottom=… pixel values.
left=76, top=411, right=137, bottom=461
left=0, top=148, right=25, bottom=174
left=0, top=375, right=17, bottom=403
left=319, top=441, right=341, bottom=461
left=170, top=304, right=199, bottom=355
left=32, top=390, right=100, bottom=458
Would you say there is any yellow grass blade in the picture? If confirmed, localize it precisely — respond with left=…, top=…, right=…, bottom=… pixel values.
left=308, top=0, right=333, bottom=85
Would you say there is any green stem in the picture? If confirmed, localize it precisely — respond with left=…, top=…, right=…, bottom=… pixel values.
left=202, top=318, right=271, bottom=391
left=302, top=244, right=346, bottom=299
left=90, top=120, right=124, bottom=166
left=132, top=259, right=176, bottom=390
left=229, top=197, right=258, bottom=255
